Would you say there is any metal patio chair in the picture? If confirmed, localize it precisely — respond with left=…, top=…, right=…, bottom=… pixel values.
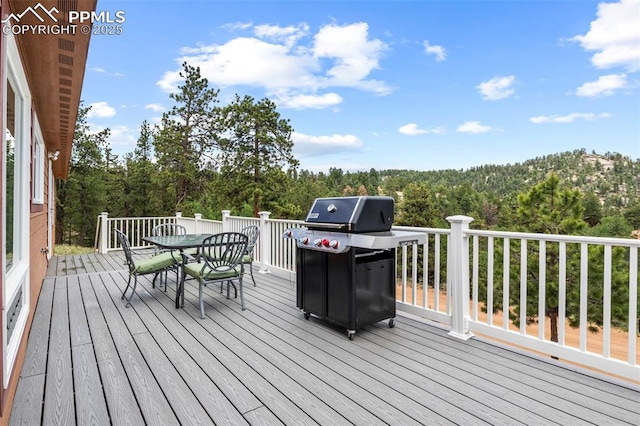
left=240, top=225, right=260, bottom=286
left=152, top=223, right=187, bottom=290
left=182, top=232, right=248, bottom=318
left=115, top=229, right=179, bottom=307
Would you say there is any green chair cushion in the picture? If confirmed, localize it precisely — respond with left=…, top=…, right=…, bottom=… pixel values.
left=242, top=255, right=252, bottom=263
left=184, top=262, right=242, bottom=280
left=136, top=252, right=180, bottom=274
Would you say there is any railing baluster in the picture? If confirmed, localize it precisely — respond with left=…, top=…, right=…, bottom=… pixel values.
left=487, top=236, right=494, bottom=327
left=472, top=235, right=479, bottom=321
left=538, top=240, right=546, bottom=340
left=401, top=245, right=408, bottom=303
left=423, top=237, right=429, bottom=309
left=520, top=239, right=527, bottom=336
left=603, top=244, right=612, bottom=358
left=558, top=241, right=566, bottom=346
left=628, top=246, right=637, bottom=366
left=412, top=244, right=418, bottom=305
left=434, top=234, right=441, bottom=312
left=503, top=237, right=510, bottom=331
left=580, top=243, right=588, bottom=353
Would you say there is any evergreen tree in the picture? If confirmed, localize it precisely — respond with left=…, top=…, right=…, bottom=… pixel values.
left=125, top=121, right=162, bottom=217
left=217, top=95, right=298, bottom=216
left=57, top=104, right=110, bottom=245
left=153, top=62, right=221, bottom=212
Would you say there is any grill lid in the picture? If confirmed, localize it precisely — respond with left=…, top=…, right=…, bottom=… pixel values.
left=305, top=196, right=394, bottom=233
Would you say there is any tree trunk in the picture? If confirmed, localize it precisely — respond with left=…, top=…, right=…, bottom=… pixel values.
left=549, top=310, right=560, bottom=360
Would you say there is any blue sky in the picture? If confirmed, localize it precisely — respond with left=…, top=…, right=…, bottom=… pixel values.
left=82, top=0, right=640, bottom=172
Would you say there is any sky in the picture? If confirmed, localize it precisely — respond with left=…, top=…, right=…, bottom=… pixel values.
left=81, top=0, right=640, bottom=172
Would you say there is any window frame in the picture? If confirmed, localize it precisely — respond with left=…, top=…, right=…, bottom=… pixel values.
left=32, top=114, right=45, bottom=205
left=2, top=31, right=31, bottom=388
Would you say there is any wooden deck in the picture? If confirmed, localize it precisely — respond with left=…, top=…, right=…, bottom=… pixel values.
left=9, top=252, right=640, bottom=425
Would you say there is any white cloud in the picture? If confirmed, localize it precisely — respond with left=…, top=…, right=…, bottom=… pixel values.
left=529, top=112, right=611, bottom=124
left=87, top=101, right=116, bottom=118
left=254, top=23, right=309, bottom=47
left=157, top=21, right=391, bottom=105
left=398, top=123, right=446, bottom=135
left=572, top=0, right=640, bottom=72
left=278, top=93, right=343, bottom=109
left=477, top=76, right=516, bottom=100
left=576, top=73, right=628, bottom=97
left=423, top=40, right=446, bottom=62
left=399, top=123, right=426, bottom=135
left=456, top=121, right=492, bottom=133
left=314, top=22, right=390, bottom=94
left=292, top=132, right=364, bottom=157
left=89, top=67, right=123, bottom=77
left=145, top=103, right=165, bottom=113
left=221, top=21, right=253, bottom=31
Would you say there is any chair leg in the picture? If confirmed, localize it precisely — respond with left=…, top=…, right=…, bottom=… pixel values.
left=199, top=279, right=205, bottom=319
left=250, top=261, right=256, bottom=287
left=121, top=274, right=132, bottom=300
left=226, top=281, right=237, bottom=299
left=179, top=267, right=187, bottom=308
left=239, top=277, right=246, bottom=310
left=124, top=275, right=138, bottom=308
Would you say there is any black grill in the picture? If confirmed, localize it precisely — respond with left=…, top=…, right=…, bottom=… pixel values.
left=304, top=196, right=394, bottom=233
left=284, top=196, right=425, bottom=340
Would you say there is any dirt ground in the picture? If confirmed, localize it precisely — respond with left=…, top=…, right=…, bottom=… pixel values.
left=396, top=285, right=639, bottom=384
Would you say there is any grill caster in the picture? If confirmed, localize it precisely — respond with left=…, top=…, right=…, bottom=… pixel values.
left=347, top=330, right=355, bottom=340
left=389, top=318, right=396, bottom=328
left=304, top=312, right=310, bottom=320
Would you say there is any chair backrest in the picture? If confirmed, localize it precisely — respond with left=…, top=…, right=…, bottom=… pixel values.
left=115, top=229, right=135, bottom=271
left=153, top=223, right=187, bottom=236
left=200, top=232, right=248, bottom=273
left=240, top=225, right=259, bottom=254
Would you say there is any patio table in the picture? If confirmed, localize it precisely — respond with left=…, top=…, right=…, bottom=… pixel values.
left=142, top=234, right=213, bottom=308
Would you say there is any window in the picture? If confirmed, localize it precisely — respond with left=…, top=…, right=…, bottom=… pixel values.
left=32, top=117, right=44, bottom=205
left=3, top=31, right=31, bottom=387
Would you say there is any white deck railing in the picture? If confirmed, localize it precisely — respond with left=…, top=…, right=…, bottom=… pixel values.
left=96, top=212, right=639, bottom=381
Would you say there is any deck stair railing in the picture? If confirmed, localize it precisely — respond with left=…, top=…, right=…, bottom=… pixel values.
left=95, top=211, right=639, bottom=381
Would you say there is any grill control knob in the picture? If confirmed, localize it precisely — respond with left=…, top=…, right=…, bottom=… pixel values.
left=313, top=238, right=323, bottom=246
left=329, top=240, right=339, bottom=249
left=299, top=237, right=309, bottom=245
left=283, top=230, right=292, bottom=238
left=321, top=239, right=330, bottom=247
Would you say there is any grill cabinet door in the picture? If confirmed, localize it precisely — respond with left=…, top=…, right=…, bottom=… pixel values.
left=296, top=248, right=327, bottom=315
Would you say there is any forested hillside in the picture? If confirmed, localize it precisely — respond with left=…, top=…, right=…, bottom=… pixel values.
left=380, top=149, right=639, bottom=211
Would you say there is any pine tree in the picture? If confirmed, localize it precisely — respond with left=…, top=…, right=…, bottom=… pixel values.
left=217, top=95, right=298, bottom=216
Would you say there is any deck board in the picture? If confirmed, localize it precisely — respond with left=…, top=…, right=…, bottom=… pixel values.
left=9, top=252, right=640, bottom=426
left=43, top=278, right=75, bottom=426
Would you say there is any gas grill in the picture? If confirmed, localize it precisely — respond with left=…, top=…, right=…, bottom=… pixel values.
left=283, top=196, right=426, bottom=339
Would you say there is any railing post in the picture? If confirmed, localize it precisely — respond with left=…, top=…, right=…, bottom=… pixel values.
left=194, top=213, right=202, bottom=233
left=446, top=215, right=474, bottom=340
left=98, top=212, right=109, bottom=253
left=258, top=211, right=271, bottom=274
left=221, top=210, right=231, bottom=232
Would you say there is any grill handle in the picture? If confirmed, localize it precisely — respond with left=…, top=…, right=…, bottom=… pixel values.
left=354, top=250, right=387, bottom=258
left=305, top=222, right=350, bottom=231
